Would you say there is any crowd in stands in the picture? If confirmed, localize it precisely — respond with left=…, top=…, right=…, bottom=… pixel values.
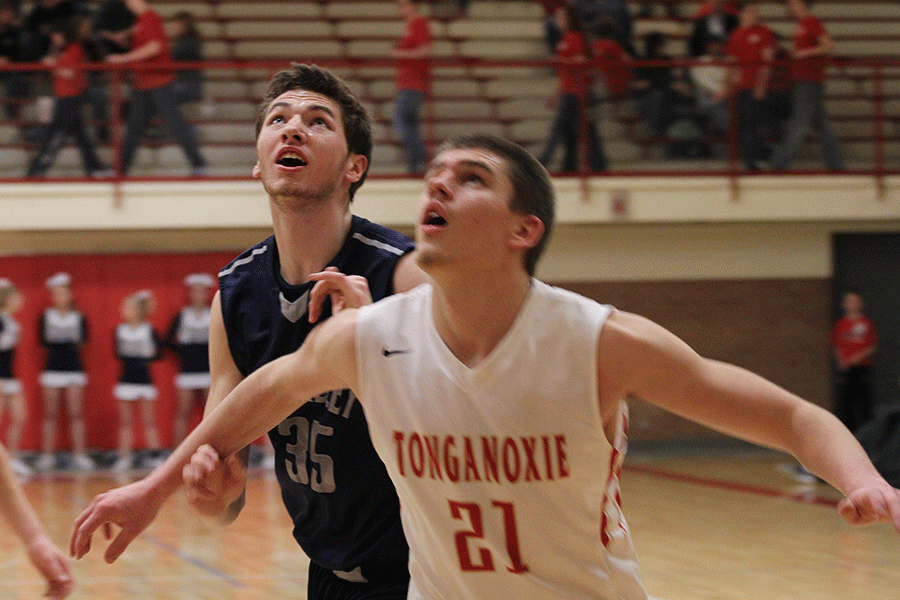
left=537, top=0, right=844, bottom=172
left=0, top=0, right=205, bottom=177
left=0, top=0, right=855, bottom=175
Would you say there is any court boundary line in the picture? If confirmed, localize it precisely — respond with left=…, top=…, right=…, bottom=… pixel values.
left=624, top=464, right=840, bottom=508
left=140, top=533, right=245, bottom=588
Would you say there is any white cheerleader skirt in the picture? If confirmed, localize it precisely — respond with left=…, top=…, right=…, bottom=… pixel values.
left=40, top=371, right=88, bottom=388
left=175, top=372, right=211, bottom=390
left=114, top=383, right=158, bottom=401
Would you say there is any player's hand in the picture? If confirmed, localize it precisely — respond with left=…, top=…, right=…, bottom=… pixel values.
left=183, top=444, right=247, bottom=519
left=27, top=534, right=74, bottom=599
left=837, top=484, right=900, bottom=534
left=70, top=478, right=161, bottom=563
left=308, top=267, right=373, bottom=322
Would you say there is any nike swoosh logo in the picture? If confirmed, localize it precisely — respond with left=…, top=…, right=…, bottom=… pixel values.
left=382, top=347, right=412, bottom=357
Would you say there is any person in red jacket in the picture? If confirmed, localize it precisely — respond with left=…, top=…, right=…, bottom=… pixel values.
left=770, top=0, right=843, bottom=170
left=725, top=1, right=776, bottom=170
left=26, top=15, right=109, bottom=178
left=832, top=290, right=877, bottom=433
left=590, top=17, right=631, bottom=108
left=392, top=0, right=431, bottom=174
left=101, top=0, right=206, bottom=176
left=538, top=4, right=605, bottom=172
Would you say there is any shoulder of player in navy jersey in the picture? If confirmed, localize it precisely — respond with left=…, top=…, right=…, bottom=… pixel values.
left=218, top=235, right=275, bottom=282
left=350, top=216, right=415, bottom=255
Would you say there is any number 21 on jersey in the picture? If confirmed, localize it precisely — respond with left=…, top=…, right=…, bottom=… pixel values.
left=449, top=499, right=528, bottom=574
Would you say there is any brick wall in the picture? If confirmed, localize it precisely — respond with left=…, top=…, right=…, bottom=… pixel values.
left=555, top=279, right=833, bottom=441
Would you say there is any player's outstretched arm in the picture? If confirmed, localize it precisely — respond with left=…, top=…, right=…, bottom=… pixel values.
left=70, top=309, right=360, bottom=563
left=0, top=444, right=74, bottom=599
left=597, top=310, right=900, bottom=534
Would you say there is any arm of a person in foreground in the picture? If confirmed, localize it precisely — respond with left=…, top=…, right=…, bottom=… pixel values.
left=70, top=309, right=360, bottom=563
left=0, top=444, right=74, bottom=599
left=181, top=291, right=250, bottom=523
left=597, top=310, right=900, bottom=533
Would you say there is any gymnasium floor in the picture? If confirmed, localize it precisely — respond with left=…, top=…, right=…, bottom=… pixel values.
left=2, top=448, right=898, bottom=600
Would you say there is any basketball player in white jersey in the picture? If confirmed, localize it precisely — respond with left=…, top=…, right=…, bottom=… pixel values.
left=72, top=135, right=900, bottom=599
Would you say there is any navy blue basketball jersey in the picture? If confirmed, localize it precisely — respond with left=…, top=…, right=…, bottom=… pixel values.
left=218, top=215, right=414, bottom=576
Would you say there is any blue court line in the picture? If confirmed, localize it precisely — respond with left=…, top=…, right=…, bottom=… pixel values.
left=140, top=533, right=245, bottom=588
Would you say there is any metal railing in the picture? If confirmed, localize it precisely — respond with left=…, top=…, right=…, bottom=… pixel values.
left=1, top=56, right=897, bottom=193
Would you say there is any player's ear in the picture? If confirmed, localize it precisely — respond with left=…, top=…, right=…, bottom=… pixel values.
left=510, top=214, right=544, bottom=252
left=345, top=153, right=367, bottom=184
left=251, top=160, right=261, bottom=179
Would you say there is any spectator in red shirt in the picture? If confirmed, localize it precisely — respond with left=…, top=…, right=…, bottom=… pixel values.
left=769, top=0, right=843, bottom=170
left=100, top=0, right=206, bottom=176
left=26, top=15, right=109, bottom=177
left=392, top=0, right=431, bottom=174
left=725, top=1, right=775, bottom=170
left=590, top=17, right=631, bottom=106
left=538, top=4, right=605, bottom=172
left=832, top=290, right=877, bottom=432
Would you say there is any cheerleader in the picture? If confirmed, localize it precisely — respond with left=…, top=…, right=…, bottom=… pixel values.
left=0, top=279, right=30, bottom=476
left=112, top=291, right=162, bottom=472
left=164, top=273, right=212, bottom=444
left=38, top=273, right=92, bottom=472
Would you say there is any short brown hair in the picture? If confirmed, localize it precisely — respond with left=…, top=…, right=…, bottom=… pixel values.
left=256, top=64, right=372, bottom=201
left=436, top=134, right=555, bottom=276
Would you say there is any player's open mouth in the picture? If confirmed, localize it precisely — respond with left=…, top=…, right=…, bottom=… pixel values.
left=424, top=211, right=447, bottom=226
left=276, top=151, right=308, bottom=168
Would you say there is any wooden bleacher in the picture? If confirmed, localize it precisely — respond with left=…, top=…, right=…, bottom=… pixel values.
left=1, top=0, right=897, bottom=177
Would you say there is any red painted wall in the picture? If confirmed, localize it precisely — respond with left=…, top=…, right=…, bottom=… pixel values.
left=0, top=251, right=239, bottom=451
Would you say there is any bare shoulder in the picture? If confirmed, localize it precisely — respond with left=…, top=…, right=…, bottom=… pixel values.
left=601, top=309, right=673, bottom=352
left=598, top=309, right=702, bottom=391
left=306, top=308, right=359, bottom=360
left=392, top=251, right=431, bottom=293
left=306, top=309, right=361, bottom=389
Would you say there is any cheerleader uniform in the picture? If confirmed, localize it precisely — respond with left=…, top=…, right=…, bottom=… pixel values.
left=0, top=312, right=21, bottom=395
left=165, top=306, right=210, bottom=390
left=114, top=322, right=160, bottom=401
left=39, top=307, right=88, bottom=388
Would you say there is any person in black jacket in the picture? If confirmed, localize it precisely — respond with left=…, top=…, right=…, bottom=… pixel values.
left=688, top=0, right=738, bottom=58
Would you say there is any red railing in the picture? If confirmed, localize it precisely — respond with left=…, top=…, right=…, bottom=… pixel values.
left=1, top=56, right=898, bottom=194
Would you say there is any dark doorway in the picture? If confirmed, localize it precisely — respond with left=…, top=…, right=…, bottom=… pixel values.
left=832, top=232, right=900, bottom=410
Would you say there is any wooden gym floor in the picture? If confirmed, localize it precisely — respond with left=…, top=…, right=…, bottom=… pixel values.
left=2, top=448, right=898, bottom=600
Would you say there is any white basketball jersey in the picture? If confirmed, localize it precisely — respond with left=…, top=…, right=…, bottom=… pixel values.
left=357, top=281, right=646, bottom=600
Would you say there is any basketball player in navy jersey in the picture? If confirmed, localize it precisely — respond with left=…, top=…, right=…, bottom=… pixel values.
left=74, top=134, right=900, bottom=600
left=164, top=64, right=426, bottom=598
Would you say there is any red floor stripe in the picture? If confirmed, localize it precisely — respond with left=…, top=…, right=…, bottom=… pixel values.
left=624, top=463, right=840, bottom=508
